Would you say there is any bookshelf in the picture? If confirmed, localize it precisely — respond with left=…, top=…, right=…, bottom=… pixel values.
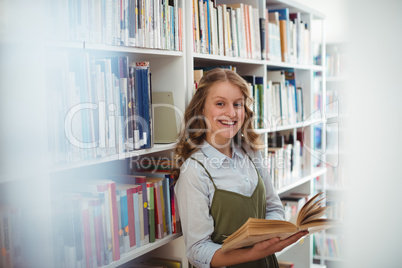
left=312, top=42, right=347, bottom=268
left=0, top=0, right=331, bottom=267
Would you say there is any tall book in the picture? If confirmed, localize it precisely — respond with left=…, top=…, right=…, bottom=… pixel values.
left=134, top=62, right=153, bottom=149
left=144, top=177, right=166, bottom=239
left=269, top=8, right=290, bottom=63
left=242, top=75, right=264, bottom=128
left=112, top=175, right=150, bottom=245
left=267, top=70, right=289, bottom=126
left=267, top=11, right=282, bottom=62
left=146, top=182, right=156, bottom=242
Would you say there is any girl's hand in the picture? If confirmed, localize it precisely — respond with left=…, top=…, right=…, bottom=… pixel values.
left=250, top=231, right=309, bottom=260
left=211, top=231, right=309, bottom=267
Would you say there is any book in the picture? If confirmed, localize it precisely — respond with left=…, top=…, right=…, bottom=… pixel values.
left=115, top=183, right=141, bottom=250
left=152, top=91, right=178, bottom=143
left=220, top=192, right=340, bottom=252
left=112, top=175, right=150, bottom=246
left=269, top=8, right=290, bottom=62
left=61, top=180, right=120, bottom=261
left=134, top=61, right=152, bottom=149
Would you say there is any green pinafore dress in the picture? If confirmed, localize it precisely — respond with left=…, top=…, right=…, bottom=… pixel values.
left=191, top=151, right=279, bottom=268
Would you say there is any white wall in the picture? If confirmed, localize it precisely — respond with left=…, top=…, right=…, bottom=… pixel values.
left=344, top=0, right=402, bottom=267
left=294, top=0, right=348, bottom=44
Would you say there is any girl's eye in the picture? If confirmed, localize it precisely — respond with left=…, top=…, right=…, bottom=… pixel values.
left=216, top=102, right=224, bottom=106
left=234, top=102, right=244, bottom=107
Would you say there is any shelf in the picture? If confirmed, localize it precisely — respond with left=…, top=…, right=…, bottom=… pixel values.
left=314, top=255, right=346, bottom=262
left=50, top=143, right=177, bottom=172
left=277, top=167, right=327, bottom=195
left=266, top=0, right=326, bottom=19
left=105, top=233, right=182, bottom=268
left=193, top=53, right=262, bottom=65
left=193, top=53, right=323, bottom=71
left=266, top=61, right=323, bottom=71
left=255, top=117, right=323, bottom=134
left=46, top=41, right=184, bottom=57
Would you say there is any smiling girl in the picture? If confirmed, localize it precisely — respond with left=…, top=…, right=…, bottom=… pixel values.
left=173, top=68, right=307, bottom=268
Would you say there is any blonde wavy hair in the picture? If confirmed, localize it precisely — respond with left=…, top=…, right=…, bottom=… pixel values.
left=172, top=68, right=263, bottom=181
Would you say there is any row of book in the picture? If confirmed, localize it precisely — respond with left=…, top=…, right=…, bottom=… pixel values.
left=52, top=169, right=179, bottom=267
left=247, top=70, right=305, bottom=129
left=49, top=0, right=183, bottom=51
left=47, top=52, right=153, bottom=164
left=193, top=1, right=261, bottom=59
left=192, top=1, right=311, bottom=64
left=264, top=132, right=303, bottom=191
left=0, top=206, right=22, bottom=268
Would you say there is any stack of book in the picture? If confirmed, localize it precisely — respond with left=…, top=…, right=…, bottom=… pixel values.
left=266, top=133, right=302, bottom=190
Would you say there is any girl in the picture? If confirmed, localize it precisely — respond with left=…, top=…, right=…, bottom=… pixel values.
left=173, top=68, right=307, bottom=268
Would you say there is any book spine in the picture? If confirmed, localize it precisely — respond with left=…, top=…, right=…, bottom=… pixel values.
left=126, top=188, right=136, bottom=248
left=147, top=183, right=156, bottom=243
left=133, top=188, right=141, bottom=248
left=108, top=182, right=120, bottom=261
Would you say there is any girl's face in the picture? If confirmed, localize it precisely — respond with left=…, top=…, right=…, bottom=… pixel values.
left=203, top=81, right=245, bottom=147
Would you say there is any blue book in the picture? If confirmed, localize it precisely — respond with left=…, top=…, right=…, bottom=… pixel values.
left=134, top=65, right=144, bottom=148
left=116, top=188, right=129, bottom=253
left=135, top=62, right=152, bottom=149
left=204, top=0, right=211, bottom=54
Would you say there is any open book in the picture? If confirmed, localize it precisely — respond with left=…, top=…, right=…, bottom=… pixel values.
left=221, top=192, right=341, bottom=252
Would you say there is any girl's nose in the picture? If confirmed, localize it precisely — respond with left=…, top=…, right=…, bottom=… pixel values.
left=225, top=104, right=236, bottom=118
